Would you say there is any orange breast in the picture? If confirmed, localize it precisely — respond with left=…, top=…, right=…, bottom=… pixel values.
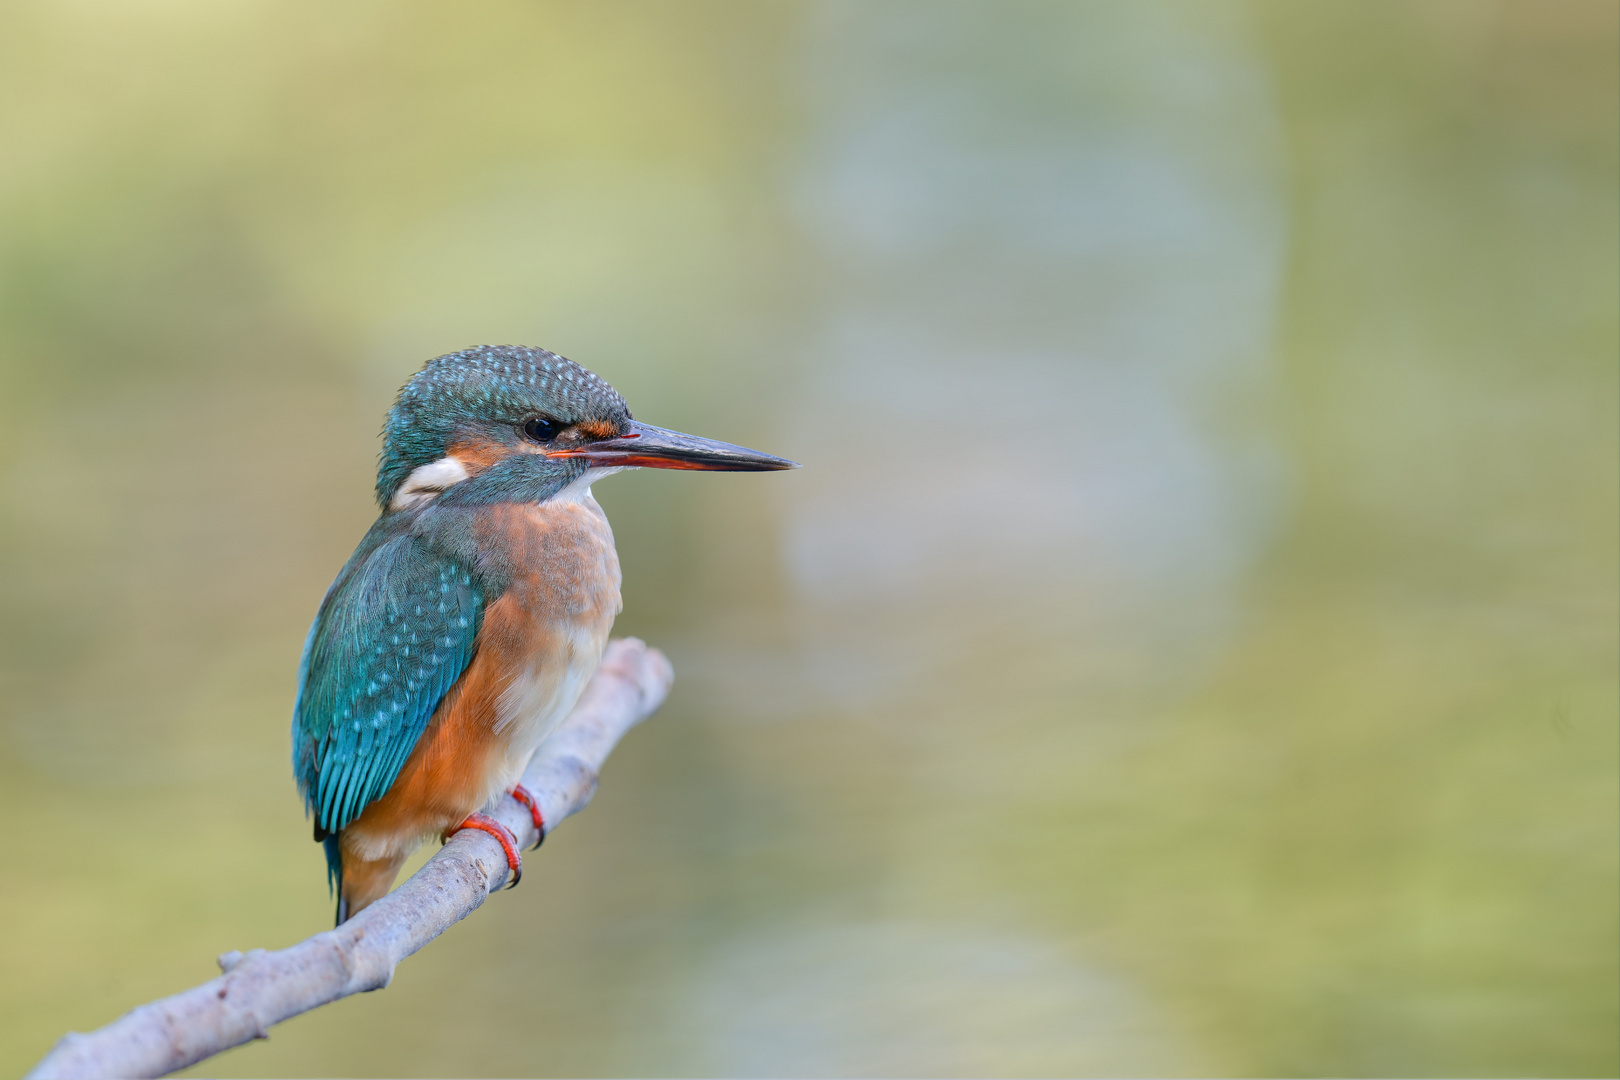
left=341, top=495, right=621, bottom=862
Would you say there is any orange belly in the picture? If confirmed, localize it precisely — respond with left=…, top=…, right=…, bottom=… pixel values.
left=337, top=495, right=621, bottom=913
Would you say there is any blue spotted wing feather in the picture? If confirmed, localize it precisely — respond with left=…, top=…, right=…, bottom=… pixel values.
left=292, top=529, right=483, bottom=852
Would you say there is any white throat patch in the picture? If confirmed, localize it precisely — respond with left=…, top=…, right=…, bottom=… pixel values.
left=554, top=466, right=625, bottom=503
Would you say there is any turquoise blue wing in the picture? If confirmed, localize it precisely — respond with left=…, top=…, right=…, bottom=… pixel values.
left=292, top=530, right=483, bottom=838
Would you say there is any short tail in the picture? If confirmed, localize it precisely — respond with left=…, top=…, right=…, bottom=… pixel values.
left=319, top=823, right=408, bottom=924
left=331, top=844, right=410, bottom=925
left=323, top=834, right=344, bottom=925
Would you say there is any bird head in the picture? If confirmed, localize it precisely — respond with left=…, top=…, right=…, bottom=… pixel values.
left=376, top=345, right=797, bottom=511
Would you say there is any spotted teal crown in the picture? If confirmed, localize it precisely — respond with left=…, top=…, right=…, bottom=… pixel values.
left=376, top=345, right=630, bottom=507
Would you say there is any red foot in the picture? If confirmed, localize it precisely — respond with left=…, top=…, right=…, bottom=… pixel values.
left=509, top=784, right=547, bottom=850
left=446, top=812, right=523, bottom=888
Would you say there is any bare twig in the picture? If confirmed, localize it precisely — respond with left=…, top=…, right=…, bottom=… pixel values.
left=27, top=638, right=674, bottom=1080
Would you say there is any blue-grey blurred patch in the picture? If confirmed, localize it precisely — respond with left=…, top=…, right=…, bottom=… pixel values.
left=666, top=919, right=1197, bottom=1077
left=756, top=3, right=1286, bottom=716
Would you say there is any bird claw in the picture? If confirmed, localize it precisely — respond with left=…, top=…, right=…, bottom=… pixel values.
left=509, top=783, right=546, bottom=850
left=445, top=812, right=523, bottom=888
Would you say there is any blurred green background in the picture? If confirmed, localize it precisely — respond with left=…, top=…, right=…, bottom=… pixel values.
left=0, top=2, right=1614, bottom=1076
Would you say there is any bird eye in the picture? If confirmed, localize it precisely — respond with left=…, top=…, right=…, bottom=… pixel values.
left=522, top=416, right=560, bottom=443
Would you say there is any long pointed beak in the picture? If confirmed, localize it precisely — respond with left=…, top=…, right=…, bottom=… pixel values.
left=548, top=420, right=800, bottom=471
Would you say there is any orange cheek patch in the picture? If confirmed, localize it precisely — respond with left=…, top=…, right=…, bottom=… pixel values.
left=446, top=436, right=513, bottom=471
left=575, top=420, right=620, bottom=440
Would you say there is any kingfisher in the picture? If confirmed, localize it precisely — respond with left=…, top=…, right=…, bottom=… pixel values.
left=292, top=345, right=796, bottom=923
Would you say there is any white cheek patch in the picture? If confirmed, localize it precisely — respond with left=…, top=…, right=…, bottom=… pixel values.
left=390, top=456, right=471, bottom=511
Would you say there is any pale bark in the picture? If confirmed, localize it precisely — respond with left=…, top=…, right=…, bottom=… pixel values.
left=26, top=638, right=674, bottom=1080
